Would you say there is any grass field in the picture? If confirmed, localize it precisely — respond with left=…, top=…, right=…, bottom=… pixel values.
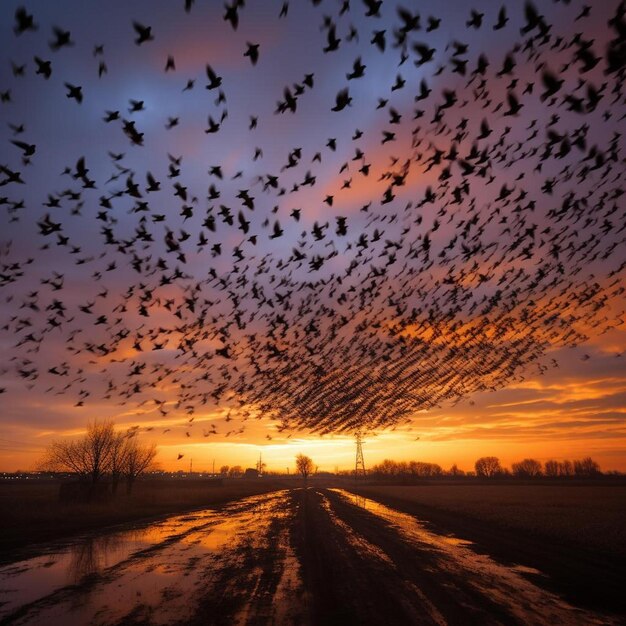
left=354, top=483, right=626, bottom=559
left=0, top=478, right=286, bottom=560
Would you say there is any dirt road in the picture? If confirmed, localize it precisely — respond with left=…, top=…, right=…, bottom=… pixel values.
left=0, top=488, right=619, bottom=625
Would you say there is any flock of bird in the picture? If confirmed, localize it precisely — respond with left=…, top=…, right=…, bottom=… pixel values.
left=1, top=1, right=625, bottom=440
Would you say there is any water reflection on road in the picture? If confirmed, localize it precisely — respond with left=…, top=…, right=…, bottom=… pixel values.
left=329, top=489, right=616, bottom=626
left=0, top=487, right=620, bottom=626
left=0, top=490, right=303, bottom=626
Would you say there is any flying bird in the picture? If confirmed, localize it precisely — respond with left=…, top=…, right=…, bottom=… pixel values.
left=244, top=42, right=260, bottom=65
left=64, top=83, right=83, bottom=103
left=133, top=21, right=154, bottom=45
left=14, top=7, right=37, bottom=34
left=205, top=64, right=222, bottom=89
left=331, top=88, right=352, bottom=111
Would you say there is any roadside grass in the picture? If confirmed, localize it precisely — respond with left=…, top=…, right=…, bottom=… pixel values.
left=0, top=478, right=286, bottom=560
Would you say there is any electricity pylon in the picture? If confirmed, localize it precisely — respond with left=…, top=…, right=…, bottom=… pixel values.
left=355, top=431, right=366, bottom=479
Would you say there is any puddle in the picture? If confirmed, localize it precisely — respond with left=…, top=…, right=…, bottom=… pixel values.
left=319, top=492, right=395, bottom=567
left=511, top=564, right=544, bottom=576
left=0, top=490, right=301, bottom=626
left=0, top=510, right=217, bottom=617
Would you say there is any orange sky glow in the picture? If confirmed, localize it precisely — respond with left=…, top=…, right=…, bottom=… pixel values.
left=3, top=325, right=624, bottom=474
left=1, top=1, right=625, bottom=476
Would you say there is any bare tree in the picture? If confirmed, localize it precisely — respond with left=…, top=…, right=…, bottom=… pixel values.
left=512, top=458, right=543, bottom=478
left=41, top=420, right=157, bottom=497
left=109, top=431, right=130, bottom=494
left=41, top=420, right=117, bottom=485
left=474, top=456, right=502, bottom=478
left=219, top=465, right=230, bottom=476
left=544, top=459, right=559, bottom=477
left=558, top=459, right=574, bottom=476
left=574, top=457, right=601, bottom=477
left=124, top=436, right=157, bottom=494
left=448, top=464, right=465, bottom=477
left=295, top=454, right=314, bottom=480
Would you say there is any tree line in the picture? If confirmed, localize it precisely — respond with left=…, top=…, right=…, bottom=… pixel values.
left=367, top=456, right=604, bottom=479
left=40, top=420, right=157, bottom=497
left=474, top=456, right=602, bottom=478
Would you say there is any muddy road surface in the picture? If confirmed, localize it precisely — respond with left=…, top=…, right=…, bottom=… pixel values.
left=0, top=488, right=619, bottom=625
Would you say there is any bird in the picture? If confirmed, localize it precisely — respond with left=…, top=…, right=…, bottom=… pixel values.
left=34, top=57, right=52, bottom=79
left=541, top=69, right=564, bottom=102
left=205, top=64, right=222, bottom=90
left=244, top=42, right=260, bottom=65
left=413, top=43, right=435, bottom=66
left=14, top=7, right=37, bottom=34
left=466, top=10, right=483, bottom=29
left=493, top=6, right=508, bottom=30
left=426, top=16, right=441, bottom=31
left=224, top=1, right=240, bottom=30
left=324, top=24, right=341, bottom=53
left=103, top=110, right=119, bottom=122
left=133, top=21, right=154, bottom=45
left=347, top=57, right=366, bottom=80
left=504, top=92, right=523, bottom=116
left=11, top=62, right=26, bottom=77
left=64, top=83, right=83, bottom=103
left=49, top=26, right=74, bottom=50
left=205, top=116, right=220, bottom=133
left=10, top=140, right=36, bottom=157
left=371, top=30, right=386, bottom=52
left=363, top=0, right=382, bottom=18
left=331, top=88, right=352, bottom=111
left=269, top=221, right=284, bottom=239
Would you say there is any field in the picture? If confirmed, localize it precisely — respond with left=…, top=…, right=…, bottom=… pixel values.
left=354, top=482, right=626, bottom=559
left=354, top=482, right=626, bottom=614
left=0, top=478, right=286, bottom=561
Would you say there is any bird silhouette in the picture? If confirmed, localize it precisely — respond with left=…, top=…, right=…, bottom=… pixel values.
left=244, top=42, right=260, bottom=65
left=493, top=6, right=508, bottom=30
left=347, top=57, right=366, bottom=80
left=49, top=27, right=74, bottom=51
left=34, top=56, right=52, bottom=79
left=205, top=64, right=222, bottom=90
left=133, top=21, right=154, bottom=45
left=11, top=140, right=36, bottom=157
left=14, top=7, right=37, bottom=34
left=332, top=88, right=352, bottom=111
left=64, top=83, right=83, bottom=103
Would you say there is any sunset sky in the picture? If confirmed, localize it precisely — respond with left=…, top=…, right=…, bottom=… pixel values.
left=1, top=0, right=624, bottom=473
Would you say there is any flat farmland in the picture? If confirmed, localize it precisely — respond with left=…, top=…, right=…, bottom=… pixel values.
left=353, top=482, right=626, bottom=613
left=353, top=483, right=626, bottom=557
